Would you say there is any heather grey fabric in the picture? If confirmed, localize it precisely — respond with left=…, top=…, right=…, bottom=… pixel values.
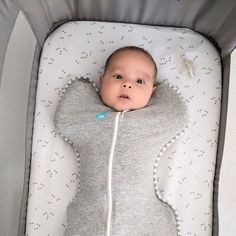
left=218, top=53, right=236, bottom=236
left=0, top=11, right=37, bottom=236
left=17, top=43, right=41, bottom=236
left=54, top=78, right=188, bottom=236
left=17, top=0, right=52, bottom=47
left=0, top=0, right=18, bottom=84
left=212, top=54, right=231, bottom=236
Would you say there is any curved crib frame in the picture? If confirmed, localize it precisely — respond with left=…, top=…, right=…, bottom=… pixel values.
left=0, top=0, right=236, bottom=235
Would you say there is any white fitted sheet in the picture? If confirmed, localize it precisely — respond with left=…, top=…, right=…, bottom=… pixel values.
left=26, top=21, right=221, bottom=236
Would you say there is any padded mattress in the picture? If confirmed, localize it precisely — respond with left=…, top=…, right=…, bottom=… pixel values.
left=26, top=21, right=221, bottom=236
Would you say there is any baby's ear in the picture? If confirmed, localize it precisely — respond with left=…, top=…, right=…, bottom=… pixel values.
left=100, top=75, right=104, bottom=84
left=99, top=75, right=104, bottom=95
left=152, top=84, right=157, bottom=93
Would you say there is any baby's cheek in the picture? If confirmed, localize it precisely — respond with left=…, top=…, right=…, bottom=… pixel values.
left=101, top=89, right=115, bottom=107
left=100, top=85, right=109, bottom=100
left=142, top=92, right=153, bottom=106
left=144, top=90, right=152, bottom=100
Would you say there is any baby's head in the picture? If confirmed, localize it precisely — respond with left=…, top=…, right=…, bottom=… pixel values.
left=100, top=46, right=157, bottom=111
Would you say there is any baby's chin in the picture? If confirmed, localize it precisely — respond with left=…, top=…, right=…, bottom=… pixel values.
left=101, top=98, right=147, bottom=112
left=111, top=104, right=145, bottom=112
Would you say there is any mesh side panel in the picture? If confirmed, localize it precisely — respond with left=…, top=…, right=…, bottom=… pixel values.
left=0, top=11, right=37, bottom=236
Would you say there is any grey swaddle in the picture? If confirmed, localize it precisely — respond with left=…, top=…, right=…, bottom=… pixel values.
left=54, top=77, right=188, bottom=236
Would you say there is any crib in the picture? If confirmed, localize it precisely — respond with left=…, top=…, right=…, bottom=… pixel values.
left=0, top=1, right=236, bottom=235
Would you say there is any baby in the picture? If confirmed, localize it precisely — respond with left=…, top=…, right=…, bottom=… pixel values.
left=100, top=46, right=157, bottom=111
left=55, top=45, right=187, bottom=236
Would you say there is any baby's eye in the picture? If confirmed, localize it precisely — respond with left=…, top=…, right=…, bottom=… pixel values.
left=137, top=79, right=145, bottom=84
left=115, top=75, right=123, bottom=80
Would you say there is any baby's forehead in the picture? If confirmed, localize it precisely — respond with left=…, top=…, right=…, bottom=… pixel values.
left=108, top=50, right=153, bottom=67
left=104, top=47, right=158, bottom=81
left=112, top=49, right=147, bottom=59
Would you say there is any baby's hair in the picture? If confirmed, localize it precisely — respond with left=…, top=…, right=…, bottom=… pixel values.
left=104, top=46, right=158, bottom=84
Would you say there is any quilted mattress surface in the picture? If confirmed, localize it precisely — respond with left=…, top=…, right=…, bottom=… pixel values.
left=26, top=21, right=221, bottom=236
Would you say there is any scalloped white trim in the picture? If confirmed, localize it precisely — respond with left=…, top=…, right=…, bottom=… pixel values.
left=153, top=81, right=190, bottom=236
left=58, top=76, right=99, bottom=201
left=161, top=79, right=188, bottom=102
left=59, top=76, right=97, bottom=98
left=57, top=76, right=94, bottom=200
left=59, top=132, right=80, bottom=201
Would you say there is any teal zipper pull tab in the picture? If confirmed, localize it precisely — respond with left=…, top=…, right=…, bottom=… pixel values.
left=96, top=112, right=108, bottom=120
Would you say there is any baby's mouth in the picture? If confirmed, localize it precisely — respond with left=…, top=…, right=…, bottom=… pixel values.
left=119, top=94, right=130, bottom=100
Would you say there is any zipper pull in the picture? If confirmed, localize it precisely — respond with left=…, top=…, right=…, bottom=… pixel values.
left=121, top=109, right=129, bottom=119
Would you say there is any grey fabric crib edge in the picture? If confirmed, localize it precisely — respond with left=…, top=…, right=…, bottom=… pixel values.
left=17, top=44, right=41, bottom=236
left=18, top=0, right=236, bottom=59
left=0, top=5, right=39, bottom=236
left=212, top=55, right=231, bottom=236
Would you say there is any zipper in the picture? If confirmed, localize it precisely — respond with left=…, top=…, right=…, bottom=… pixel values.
left=106, top=110, right=127, bottom=236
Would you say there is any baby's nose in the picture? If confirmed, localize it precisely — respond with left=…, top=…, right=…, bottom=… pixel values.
left=122, top=82, right=132, bottom=89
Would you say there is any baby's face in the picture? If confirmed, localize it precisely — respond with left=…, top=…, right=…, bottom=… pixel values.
left=100, top=50, right=156, bottom=111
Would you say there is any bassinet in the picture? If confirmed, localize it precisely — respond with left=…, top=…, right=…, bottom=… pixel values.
left=0, top=1, right=236, bottom=235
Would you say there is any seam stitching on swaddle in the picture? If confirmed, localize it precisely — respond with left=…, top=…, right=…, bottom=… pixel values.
left=58, top=76, right=93, bottom=201
left=153, top=81, right=190, bottom=236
